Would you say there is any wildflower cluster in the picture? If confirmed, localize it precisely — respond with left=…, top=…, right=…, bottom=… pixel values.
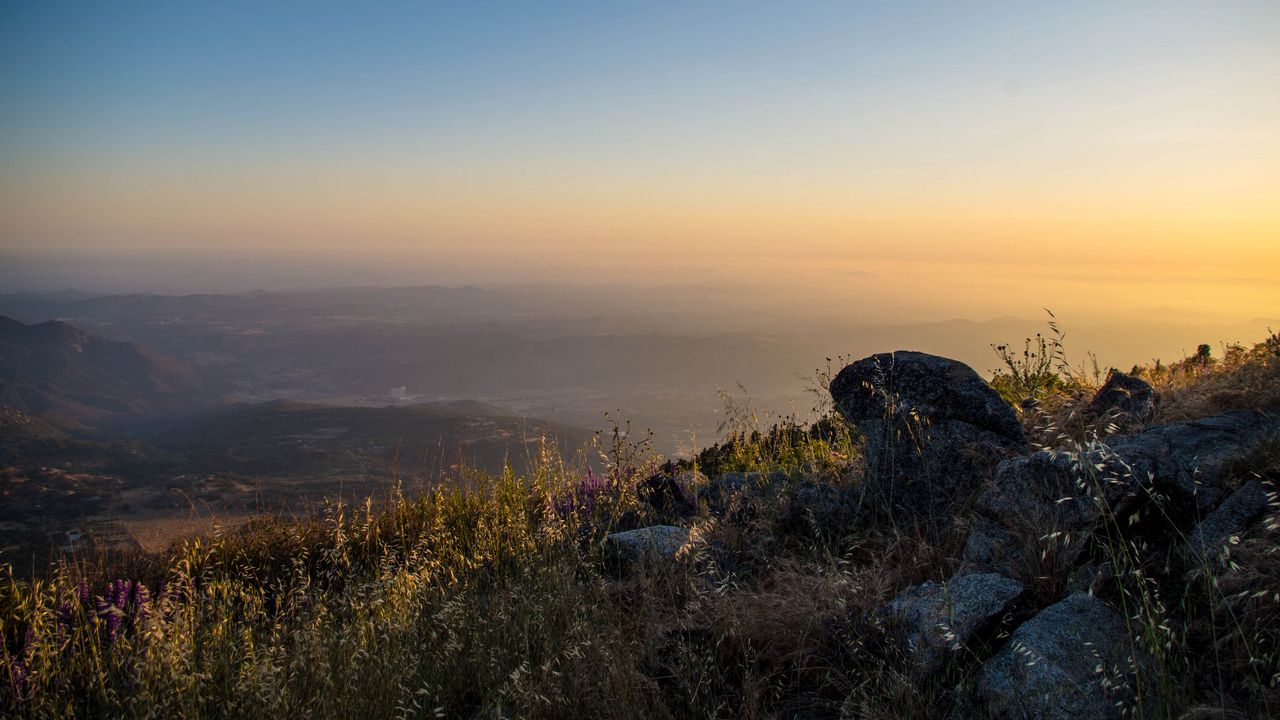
left=552, top=467, right=632, bottom=517
left=93, top=579, right=152, bottom=640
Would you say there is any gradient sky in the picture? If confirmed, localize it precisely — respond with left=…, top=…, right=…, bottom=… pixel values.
left=1, top=1, right=1277, bottom=319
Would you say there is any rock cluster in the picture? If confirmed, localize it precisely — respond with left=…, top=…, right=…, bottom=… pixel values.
left=963, top=410, right=1280, bottom=580
left=617, top=349, right=1276, bottom=719
left=834, top=351, right=1279, bottom=718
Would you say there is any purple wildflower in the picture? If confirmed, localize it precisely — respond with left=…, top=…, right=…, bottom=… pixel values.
left=9, top=657, right=26, bottom=697
left=132, top=583, right=151, bottom=620
left=92, top=579, right=152, bottom=641
left=57, top=600, right=75, bottom=628
left=553, top=468, right=623, bottom=517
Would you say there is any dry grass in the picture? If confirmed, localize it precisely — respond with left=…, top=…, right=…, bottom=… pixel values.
left=1148, top=334, right=1280, bottom=423
left=1010, top=331, right=1280, bottom=447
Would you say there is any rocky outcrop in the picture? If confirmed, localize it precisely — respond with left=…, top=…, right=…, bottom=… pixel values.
left=879, top=571, right=1023, bottom=678
left=964, top=410, right=1280, bottom=579
left=977, top=592, right=1150, bottom=719
left=819, top=351, right=1279, bottom=712
left=1085, top=369, right=1158, bottom=426
left=830, top=351, right=1027, bottom=523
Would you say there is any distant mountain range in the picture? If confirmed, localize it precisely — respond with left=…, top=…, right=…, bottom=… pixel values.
left=2, top=286, right=1275, bottom=456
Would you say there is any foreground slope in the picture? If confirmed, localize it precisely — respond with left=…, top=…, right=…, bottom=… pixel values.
left=1, top=332, right=1277, bottom=719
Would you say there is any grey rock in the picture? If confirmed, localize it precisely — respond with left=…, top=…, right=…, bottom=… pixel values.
left=784, top=480, right=858, bottom=538
left=605, top=525, right=691, bottom=571
left=1185, top=480, right=1276, bottom=563
left=1106, top=410, right=1280, bottom=512
left=698, top=470, right=786, bottom=515
left=831, top=351, right=1026, bottom=440
left=961, top=515, right=1023, bottom=571
left=1085, top=369, right=1158, bottom=426
left=962, top=447, right=1105, bottom=578
left=881, top=571, right=1023, bottom=678
left=829, top=351, right=1027, bottom=522
left=977, top=592, right=1150, bottom=720
left=963, top=411, right=1280, bottom=579
left=1066, top=560, right=1115, bottom=596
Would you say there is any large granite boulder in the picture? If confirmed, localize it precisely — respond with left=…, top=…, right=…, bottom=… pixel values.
left=977, top=592, right=1150, bottom=719
left=830, top=351, right=1027, bottom=523
left=879, top=571, right=1024, bottom=679
left=964, top=410, right=1280, bottom=579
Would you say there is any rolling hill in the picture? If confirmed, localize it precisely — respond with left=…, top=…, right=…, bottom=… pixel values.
left=0, top=315, right=202, bottom=428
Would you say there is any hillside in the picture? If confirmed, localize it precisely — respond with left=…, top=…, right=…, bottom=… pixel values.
left=0, top=315, right=202, bottom=428
left=1, top=331, right=1278, bottom=719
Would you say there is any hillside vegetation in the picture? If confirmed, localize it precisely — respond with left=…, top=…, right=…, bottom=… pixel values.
left=2, top=331, right=1279, bottom=719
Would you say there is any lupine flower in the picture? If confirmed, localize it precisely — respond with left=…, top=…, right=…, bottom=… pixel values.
left=553, top=468, right=627, bottom=517
left=132, top=583, right=151, bottom=620
left=93, top=579, right=152, bottom=641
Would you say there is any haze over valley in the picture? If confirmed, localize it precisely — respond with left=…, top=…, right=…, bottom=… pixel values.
left=2, top=276, right=1273, bottom=571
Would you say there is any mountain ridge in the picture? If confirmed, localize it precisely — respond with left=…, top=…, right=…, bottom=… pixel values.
left=0, top=315, right=203, bottom=428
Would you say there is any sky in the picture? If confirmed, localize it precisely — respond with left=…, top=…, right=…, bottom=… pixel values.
left=1, top=1, right=1277, bottom=321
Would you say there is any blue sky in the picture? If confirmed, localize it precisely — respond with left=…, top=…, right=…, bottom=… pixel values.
left=1, top=2, right=1277, bottom=320
left=5, top=1, right=1272, bottom=167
